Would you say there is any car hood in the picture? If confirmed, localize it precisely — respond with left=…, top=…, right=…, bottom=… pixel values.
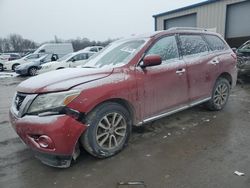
left=17, top=67, right=113, bottom=93
left=16, top=61, right=38, bottom=69
left=41, top=61, right=63, bottom=67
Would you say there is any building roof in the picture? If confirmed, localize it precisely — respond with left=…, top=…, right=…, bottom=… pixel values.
left=153, top=0, right=218, bottom=18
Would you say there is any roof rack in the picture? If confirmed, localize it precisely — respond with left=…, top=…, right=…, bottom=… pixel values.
left=168, top=27, right=208, bottom=31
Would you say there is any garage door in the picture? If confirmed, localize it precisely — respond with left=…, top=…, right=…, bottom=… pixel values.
left=164, top=13, right=197, bottom=30
left=226, top=1, right=250, bottom=39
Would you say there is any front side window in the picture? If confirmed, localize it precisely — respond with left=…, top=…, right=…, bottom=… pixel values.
left=147, top=35, right=179, bottom=61
left=180, top=35, right=208, bottom=56
left=205, top=35, right=227, bottom=51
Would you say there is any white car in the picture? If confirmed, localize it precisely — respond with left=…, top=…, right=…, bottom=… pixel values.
left=3, top=53, right=43, bottom=71
left=0, top=53, right=21, bottom=71
left=38, top=51, right=95, bottom=74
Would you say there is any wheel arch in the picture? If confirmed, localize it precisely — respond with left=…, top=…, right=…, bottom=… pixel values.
left=12, top=63, right=20, bottom=70
left=217, top=72, right=233, bottom=87
left=86, top=98, right=136, bottom=125
left=57, top=67, right=65, bottom=70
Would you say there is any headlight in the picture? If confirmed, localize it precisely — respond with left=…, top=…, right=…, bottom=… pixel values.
left=27, top=90, right=80, bottom=114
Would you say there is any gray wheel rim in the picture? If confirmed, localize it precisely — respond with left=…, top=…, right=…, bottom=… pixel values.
left=214, top=83, right=228, bottom=107
left=30, top=68, right=37, bottom=75
left=96, top=112, right=127, bottom=150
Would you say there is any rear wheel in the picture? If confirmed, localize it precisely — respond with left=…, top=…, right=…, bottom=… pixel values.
left=28, top=67, right=37, bottom=76
left=81, top=102, right=132, bottom=158
left=0, top=64, right=3, bottom=71
left=206, top=78, right=230, bottom=111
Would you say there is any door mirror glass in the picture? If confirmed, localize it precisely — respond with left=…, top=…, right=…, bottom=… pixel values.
left=141, top=55, right=162, bottom=68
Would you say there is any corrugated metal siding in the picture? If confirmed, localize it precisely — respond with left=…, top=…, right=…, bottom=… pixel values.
left=155, top=0, right=246, bottom=38
left=164, top=14, right=197, bottom=29
left=226, top=0, right=250, bottom=38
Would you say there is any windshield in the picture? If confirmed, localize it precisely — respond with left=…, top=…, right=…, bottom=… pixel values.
left=82, top=38, right=148, bottom=68
left=23, top=53, right=40, bottom=60
left=57, top=53, right=74, bottom=62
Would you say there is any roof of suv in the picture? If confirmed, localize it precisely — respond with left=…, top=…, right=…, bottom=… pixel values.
left=151, top=27, right=220, bottom=38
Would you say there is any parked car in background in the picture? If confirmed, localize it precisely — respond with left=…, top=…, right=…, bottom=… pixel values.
left=236, top=40, right=250, bottom=75
left=0, top=53, right=21, bottom=71
left=82, top=46, right=103, bottom=52
left=3, top=53, right=44, bottom=71
left=15, top=54, right=59, bottom=76
left=33, top=43, right=74, bottom=54
left=4, top=44, right=73, bottom=72
left=9, top=28, right=237, bottom=168
left=38, top=51, right=95, bottom=74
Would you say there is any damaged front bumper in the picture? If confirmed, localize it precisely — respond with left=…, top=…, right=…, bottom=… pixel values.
left=9, top=108, right=88, bottom=168
left=33, top=150, right=72, bottom=168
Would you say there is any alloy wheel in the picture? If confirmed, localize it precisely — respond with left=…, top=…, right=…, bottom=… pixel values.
left=213, top=83, right=229, bottom=107
left=29, top=67, right=37, bottom=76
left=96, top=112, right=127, bottom=150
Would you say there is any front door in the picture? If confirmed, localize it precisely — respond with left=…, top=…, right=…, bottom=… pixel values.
left=136, top=35, right=189, bottom=120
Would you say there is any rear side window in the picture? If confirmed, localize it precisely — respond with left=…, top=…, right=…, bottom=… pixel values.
left=147, top=35, right=179, bottom=62
left=205, top=35, right=228, bottom=51
left=179, top=35, right=208, bottom=56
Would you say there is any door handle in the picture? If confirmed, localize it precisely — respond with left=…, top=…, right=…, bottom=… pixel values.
left=176, top=68, right=186, bottom=74
left=211, top=59, right=220, bottom=65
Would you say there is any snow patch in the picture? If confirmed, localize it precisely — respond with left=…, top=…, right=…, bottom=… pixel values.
left=0, top=72, right=18, bottom=78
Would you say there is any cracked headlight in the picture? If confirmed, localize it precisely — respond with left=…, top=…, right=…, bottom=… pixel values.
left=27, top=90, right=80, bottom=114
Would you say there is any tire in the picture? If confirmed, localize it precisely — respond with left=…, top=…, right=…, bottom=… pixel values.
left=28, top=67, right=37, bottom=76
left=206, top=78, right=230, bottom=111
left=12, top=64, right=19, bottom=71
left=0, top=64, right=3, bottom=72
left=81, top=102, right=132, bottom=158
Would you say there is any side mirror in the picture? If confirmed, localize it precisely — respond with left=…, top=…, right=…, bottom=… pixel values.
left=140, top=54, right=162, bottom=68
left=232, top=48, right=237, bottom=53
left=71, top=58, right=76, bottom=62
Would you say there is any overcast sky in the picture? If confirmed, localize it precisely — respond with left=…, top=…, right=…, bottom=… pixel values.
left=0, top=0, right=204, bottom=42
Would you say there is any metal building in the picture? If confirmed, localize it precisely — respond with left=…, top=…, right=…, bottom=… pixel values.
left=153, top=0, right=250, bottom=47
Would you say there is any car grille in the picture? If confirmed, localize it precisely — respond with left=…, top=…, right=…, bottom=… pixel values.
left=15, top=93, right=26, bottom=111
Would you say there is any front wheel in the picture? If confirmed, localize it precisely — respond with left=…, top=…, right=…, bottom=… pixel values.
left=81, top=102, right=132, bottom=158
left=0, top=64, right=3, bottom=71
left=206, top=78, right=230, bottom=111
left=28, top=67, right=37, bottom=76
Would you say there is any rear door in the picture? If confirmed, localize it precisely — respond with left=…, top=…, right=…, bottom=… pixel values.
left=136, top=35, right=189, bottom=119
left=178, top=34, right=220, bottom=101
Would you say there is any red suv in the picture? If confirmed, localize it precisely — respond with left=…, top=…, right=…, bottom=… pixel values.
left=9, top=28, right=237, bottom=168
